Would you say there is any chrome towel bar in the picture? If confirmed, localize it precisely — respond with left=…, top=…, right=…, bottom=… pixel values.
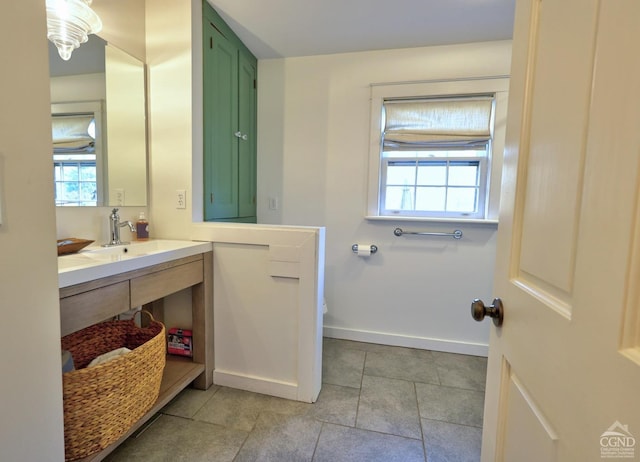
left=393, top=227, right=463, bottom=239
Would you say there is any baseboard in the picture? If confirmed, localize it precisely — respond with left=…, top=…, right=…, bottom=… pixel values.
left=213, top=370, right=306, bottom=402
left=323, top=325, right=489, bottom=357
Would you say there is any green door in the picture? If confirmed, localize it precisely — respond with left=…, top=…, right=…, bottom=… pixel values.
left=237, top=51, right=257, bottom=219
left=203, top=22, right=238, bottom=220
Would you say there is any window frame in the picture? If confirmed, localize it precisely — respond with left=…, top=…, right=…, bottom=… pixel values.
left=367, top=78, right=509, bottom=223
left=51, top=101, right=105, bottom=206
left=380, top=146, right=490, bottom=219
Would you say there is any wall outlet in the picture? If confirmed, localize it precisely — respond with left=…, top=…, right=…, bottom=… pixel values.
left=268, top=196, right=279, bottom=210
left=176, top=189, right=187, bottom=209
left=115, top=189, right=125, bottom=206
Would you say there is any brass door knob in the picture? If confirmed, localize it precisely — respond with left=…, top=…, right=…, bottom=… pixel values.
left=471, top=298, right=504, bottom=327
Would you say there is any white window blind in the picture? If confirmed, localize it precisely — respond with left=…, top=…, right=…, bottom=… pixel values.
left=52, top=114, right=96, bottom=152
left=383, top=96, right=494, bottom=149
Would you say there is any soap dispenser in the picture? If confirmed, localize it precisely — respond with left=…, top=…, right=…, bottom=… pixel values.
left=136, top=212, right=149, bottom=240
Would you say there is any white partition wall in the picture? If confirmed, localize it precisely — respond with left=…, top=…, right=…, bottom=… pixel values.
left=191, top=223, right=325, bottom=403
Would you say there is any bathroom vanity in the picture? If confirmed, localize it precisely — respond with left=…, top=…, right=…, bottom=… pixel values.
left=58, top=240, right=213, bottom=461
left=56, top=226, right=325, bottom=460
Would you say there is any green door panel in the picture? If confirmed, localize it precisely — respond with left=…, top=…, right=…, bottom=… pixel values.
left=203, top=2, right=257, bottom=223
left=203, top=23, right=238, bottom=220
left=237, top=51, right=257, bottom=219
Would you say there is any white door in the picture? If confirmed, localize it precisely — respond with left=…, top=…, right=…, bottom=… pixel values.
left=480, top=0, right=640, bottom=461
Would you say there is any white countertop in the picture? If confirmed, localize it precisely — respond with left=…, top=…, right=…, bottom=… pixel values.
left=58, top=239, right=213, bottom=288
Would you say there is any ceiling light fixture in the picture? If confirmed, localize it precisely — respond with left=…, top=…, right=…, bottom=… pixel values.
left=46, top=0, right=102, bottom=61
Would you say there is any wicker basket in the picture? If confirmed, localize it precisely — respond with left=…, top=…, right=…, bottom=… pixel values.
left=61, top=311, right=166, bottom=461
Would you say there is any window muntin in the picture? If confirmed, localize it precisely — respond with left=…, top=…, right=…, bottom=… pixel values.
left=380, top=146, right=489, bottom=218
left=54, top=155, right=97, bottom=206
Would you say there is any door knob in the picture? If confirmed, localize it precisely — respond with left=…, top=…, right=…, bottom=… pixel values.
left=234, top=131, right=248, bottom=140
left=471, top=298, right=504, bottom=327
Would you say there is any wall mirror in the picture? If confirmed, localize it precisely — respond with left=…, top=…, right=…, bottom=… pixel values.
left=49, top=35, right=148, bottom=207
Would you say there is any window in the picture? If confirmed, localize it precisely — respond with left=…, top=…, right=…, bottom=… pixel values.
left=54, top=155, right=98, bottom=206
left=367, top=78, right=509, bottom=222
left=51, top=102, right=104, bottom=206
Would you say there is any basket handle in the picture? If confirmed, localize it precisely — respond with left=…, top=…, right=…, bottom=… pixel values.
left=133, top=309, right=156, bottom=326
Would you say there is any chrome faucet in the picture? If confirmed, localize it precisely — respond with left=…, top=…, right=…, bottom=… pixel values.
left=104, top=208, right=136, bottom=246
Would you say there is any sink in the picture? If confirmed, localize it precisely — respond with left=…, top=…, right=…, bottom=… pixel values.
left=58, top=239, right=212, bottom=288
left=82, top=240, right=200, bottom=258
left=57, top=254, right=97, bottom=270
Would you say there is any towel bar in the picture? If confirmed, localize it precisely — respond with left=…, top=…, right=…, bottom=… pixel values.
left=393, top=227, right=463, bottom=239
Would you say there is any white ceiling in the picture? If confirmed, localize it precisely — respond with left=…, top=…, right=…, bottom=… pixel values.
left=206, top=0, right=516, bottom=59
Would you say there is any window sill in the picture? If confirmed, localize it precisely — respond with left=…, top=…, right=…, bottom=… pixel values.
left=365, top=215, right=498, bottom=226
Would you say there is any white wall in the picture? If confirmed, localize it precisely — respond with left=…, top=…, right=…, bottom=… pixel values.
left=93, top=0, right=146, bottom=62
left=146, top=0, right=199, bottom=239
left=0, top=1, right=65, bottom=460
left=258, top=41, right=512, bottom=355
left=50, top=72, right=105, bottom=102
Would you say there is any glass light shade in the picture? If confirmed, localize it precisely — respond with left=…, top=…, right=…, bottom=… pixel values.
left=46, top=0, right=102, bottom=61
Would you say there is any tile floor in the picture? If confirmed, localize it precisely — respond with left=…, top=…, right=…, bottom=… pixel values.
left=105, top=338, right=487, bottom=462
